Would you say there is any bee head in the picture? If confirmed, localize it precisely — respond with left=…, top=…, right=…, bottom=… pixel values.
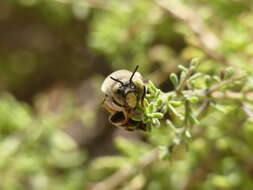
left=110, top=66, right=139, bottom=108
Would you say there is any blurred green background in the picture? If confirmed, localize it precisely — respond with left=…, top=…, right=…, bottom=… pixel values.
left=0, top=0, right=253, bottom=189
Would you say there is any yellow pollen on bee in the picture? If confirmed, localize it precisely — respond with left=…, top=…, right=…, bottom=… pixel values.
left=126, top=93, right=137, bottom=108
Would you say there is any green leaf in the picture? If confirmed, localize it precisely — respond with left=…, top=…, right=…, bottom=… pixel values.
left=185, top=130, right=192, bottom=139
left=189, top=113, right=199, bottom=125
left=170, top=73, right=179, bottom=87
left=156, top=98, right=163, bottom=107
left=189, top=73, right=203, bottom=81
left=180, top=71, right=187, bottom=83
left=210, top=102, right=227, bottom=113
left=168, top=104, right=184, bottom=120
left=148, top=80, right=157, bottom=92
left=143, top=99, right=149, bottom=108
left=224, top=67, right=235, bottom=79
left=204, top=75, right=212, bottom=87
left=158, top=145, right=169, bottom=160
left=169, top=100, right=183, bottom=107
left=188, top=96, right=199, bottom=103
left=148, top=103, right=154, bottom=113
left=114, top=137, right=149, bottom=159
left=190, top=58, right=200, bottom=67
left=151, top=113, right=164, bottom=119
left=178, top=65, right=188, bottom=72
left=160, top=105, right=168, bottom=114
left=213, top=75, right=221, bottom=82
left=166, top=120, right=182, bottom=134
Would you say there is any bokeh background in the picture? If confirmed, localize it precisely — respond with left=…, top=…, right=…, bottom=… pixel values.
left=0, top=0, right=253, bottom=190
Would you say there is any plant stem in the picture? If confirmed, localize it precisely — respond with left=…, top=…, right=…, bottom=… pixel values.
left=90, top=148, right=159, bottom=190
left=176, top=66, right=195, bottom=94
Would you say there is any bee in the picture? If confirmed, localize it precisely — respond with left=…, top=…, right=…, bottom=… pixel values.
left=101, top=66, right=146, bottom=131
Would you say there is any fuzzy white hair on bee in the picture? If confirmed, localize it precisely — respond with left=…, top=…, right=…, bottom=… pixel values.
left=101, top=66, right=146, bottom=130
left=101, top=66, right=143, bottom=95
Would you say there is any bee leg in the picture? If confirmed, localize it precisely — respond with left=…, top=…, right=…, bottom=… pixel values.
left=136, top=122, right=147, bottom=131
left=121, top=119, right=147, bottom=131
left=109, top=111, right=126, bottom=125
left=123, top=127, right=135, bottom=131
left=140, top=86, right=146, bottom=107
left=102, top=102, right=117, bottom=114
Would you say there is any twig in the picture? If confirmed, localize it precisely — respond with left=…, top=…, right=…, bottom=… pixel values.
left=90, top=148, right=159, bottom=190
left=181, top=149, right=220, bottom=190
left=206, top=76, right=246, bottom=95
left=197, top=101, right=210, bottom=118
left=211, top=91, right=253, bottom=102
left=166, top=89, right=253, bottom=103
left=176, top=66, right=195, bottom=93
left=242, top=104, right=253, bottom=119
left=151, top=0, right=228, bottom=65
left=53, top=0, right=109, bottom=10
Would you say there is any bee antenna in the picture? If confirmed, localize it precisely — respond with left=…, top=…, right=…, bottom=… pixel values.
left=129, top=65, right=139, bottom=83
left=110, top=76, right=124, bottom=85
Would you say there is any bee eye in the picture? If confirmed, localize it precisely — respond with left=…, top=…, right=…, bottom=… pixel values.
left=117, top=89, right=121, bottom=94
left=116, top=88, right=125, bottom=96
